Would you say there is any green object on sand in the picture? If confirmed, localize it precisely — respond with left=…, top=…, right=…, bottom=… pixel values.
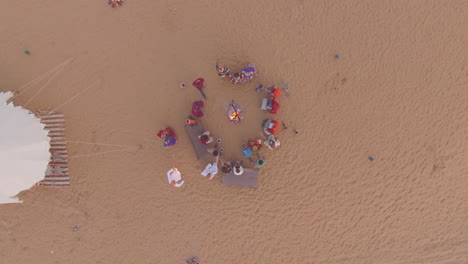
left=23, top=50, right=31, bottom=55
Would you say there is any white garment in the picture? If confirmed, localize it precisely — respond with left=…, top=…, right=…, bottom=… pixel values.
left=233, top=166, right=244, bottom=175
left=201, top=163, right=218, bottom=180
left=167, top=169, right=184, bottom=187
left=264, top=135, right=280, bottom=149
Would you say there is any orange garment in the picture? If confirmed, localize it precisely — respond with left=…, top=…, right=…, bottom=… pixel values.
left=186, top=119, right=196, bottom=125
left=270, top=88, right=281, bottom=98
left=268, top=120, right=279, bottom=135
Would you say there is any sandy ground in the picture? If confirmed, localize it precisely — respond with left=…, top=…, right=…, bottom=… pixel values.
left=1, top=0, right=468, bottom=263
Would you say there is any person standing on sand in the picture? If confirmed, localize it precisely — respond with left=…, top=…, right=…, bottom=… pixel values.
left=192, top=78, right=207, bottom=100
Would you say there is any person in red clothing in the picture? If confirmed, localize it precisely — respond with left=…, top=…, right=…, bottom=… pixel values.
left=269, top=98, right=279, bottom=114
left=192, top=78, right=207, bottom=99
left=198, top=131, right=213, bottom=145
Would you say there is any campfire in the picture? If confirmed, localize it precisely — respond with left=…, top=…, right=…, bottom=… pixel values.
left=227, top=101, right=243, bottom=123
left=229, top=111, right=240, bottom=121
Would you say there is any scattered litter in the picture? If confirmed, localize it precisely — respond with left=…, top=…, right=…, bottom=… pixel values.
left=334, top=54, right=341, bottom=59
left=294, top=130, right=299, bottom=135
left=23, top=50, right=31, bottom=55
left=368, top=156, right=375, bottom=161
left=72, top=226, right=78, bottom=232
left=179, top=82, right=186, bottom=88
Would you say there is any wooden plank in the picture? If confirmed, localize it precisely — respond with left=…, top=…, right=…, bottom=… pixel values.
left=37, top=111, right=70, bottom=187
left=221, top=168, right=259, bottom=189
left=184, top=122, right=211, bottom=160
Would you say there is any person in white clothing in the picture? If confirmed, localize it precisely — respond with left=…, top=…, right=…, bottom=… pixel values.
left=201, top=156, right=219, bottom=180
left=264, top=134, right=280, bottom=150
left=233, top=161, right=244, bottom=175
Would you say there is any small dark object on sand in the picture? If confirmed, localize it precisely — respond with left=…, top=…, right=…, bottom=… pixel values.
left=186, top=256, right=200, bottom=264
left=256, top=84, right=264, bottom=92
left=281, top=122, right=288, bottom=129
left=108, top=0, right=124, bottom=8
left=294, top=130, right=299, bottom=135
left=368, top=156, right=375, bottom=161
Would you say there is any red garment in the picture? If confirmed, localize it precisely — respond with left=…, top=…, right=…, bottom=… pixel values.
left=157, top=130, right=165, bottom=138
left=200, top=135, right=209, bottom=144
left=270, top=99, right=279, bottom=114
left=248, top=139, right=261, bottom=151
left=157, top=127, right=176, bottom=138
left=192, top=78, right=205, bottom=90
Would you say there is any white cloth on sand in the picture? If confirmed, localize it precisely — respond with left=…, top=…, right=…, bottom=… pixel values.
left=201, top=163, right=218, bottom=180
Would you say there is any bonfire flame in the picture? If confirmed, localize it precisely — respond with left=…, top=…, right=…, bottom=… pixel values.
left=229, top=112, right=239, bottom=120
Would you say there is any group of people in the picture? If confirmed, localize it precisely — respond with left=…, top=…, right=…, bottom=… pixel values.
left=155, top=61, right=291, bottom=263
left=216, top=61, right=258, bottom=85
left=259, top=85, right=281, bottom=114
left=158, top=60, right=287, bottom=190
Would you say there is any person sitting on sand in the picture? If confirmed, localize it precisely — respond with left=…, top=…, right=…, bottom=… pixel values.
left=207, top=147, right=220, bottom=157
left=233, top=161, right=244, bottom=176
left=191, top=101, right=205, bottom=117
left=198, top=131, right=213, bottom=145
left=269, top=98, right=279, bottom=114
left=263, top=119, right=279, bottom=135
left=264, top=134, right=280, bottom=149
left=241, top=64, right=257, bottom=80
left=216, top=62, right=230, bottom=78
left=201, top=156, right=219, bottom=180
left=267, top=85, right=281, bottom=98
left=185, top=115, right=197, bottom=126
left=247, top=139, right=262, bottom=152
left=230, top=72, right=244, bottom=85
left=220, top=160, right=232, bottom=174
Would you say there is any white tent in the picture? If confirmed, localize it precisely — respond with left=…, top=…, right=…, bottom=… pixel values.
left=0, top=92, right=50, bottom=204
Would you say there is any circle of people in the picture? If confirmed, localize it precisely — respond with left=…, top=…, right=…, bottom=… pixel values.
left=159, top=61, right=284, bottom=187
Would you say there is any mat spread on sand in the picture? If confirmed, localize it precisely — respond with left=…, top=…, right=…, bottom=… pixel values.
left=221, top=168, right=259, bottom=189
left=38, top=111, right=70, bottom=186
left=184, top=122, right=211, bottom=160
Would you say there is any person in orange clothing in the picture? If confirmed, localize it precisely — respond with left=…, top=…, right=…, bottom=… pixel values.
left=263, top=119, right=279, bottom=135
left=267, top=85, right=282, bottom=98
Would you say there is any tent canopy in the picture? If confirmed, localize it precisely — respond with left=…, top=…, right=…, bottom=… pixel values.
left=0, top=92, right=50, bottom=204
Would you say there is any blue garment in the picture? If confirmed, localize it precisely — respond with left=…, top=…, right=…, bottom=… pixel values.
left=242, top=147, right=253, bottom=158
left=164, top=136, right=177, bottom=147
